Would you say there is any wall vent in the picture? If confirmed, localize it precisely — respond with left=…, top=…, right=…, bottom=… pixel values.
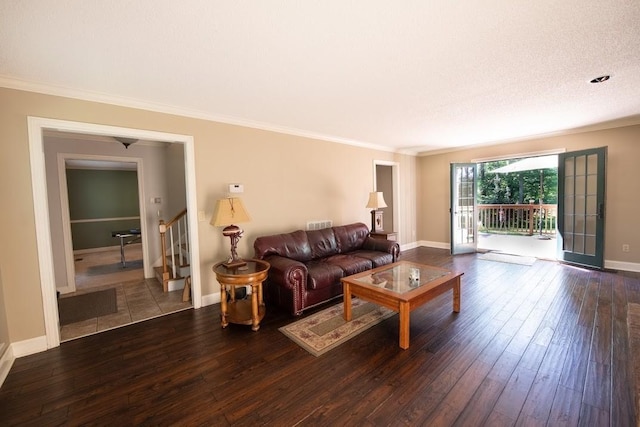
left=306, top=220, right=333, bottom=231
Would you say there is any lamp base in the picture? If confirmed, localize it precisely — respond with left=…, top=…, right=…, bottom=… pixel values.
left=370, top=209, right=384, bottom=233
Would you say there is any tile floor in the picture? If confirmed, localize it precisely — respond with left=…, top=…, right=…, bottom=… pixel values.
left=59, top=245, right=192, bottom=341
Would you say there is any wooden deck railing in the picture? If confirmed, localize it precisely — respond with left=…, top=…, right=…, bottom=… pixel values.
left=477, top=204, right=556, bottom=236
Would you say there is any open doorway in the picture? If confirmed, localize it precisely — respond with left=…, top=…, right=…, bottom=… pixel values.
left=476, top=155, right=558, bottom=259
left=373, top=160, right=400, bottom=240
left=46, top=134, right=193, bottom=341
left=29, top=118, right=202, bottom=350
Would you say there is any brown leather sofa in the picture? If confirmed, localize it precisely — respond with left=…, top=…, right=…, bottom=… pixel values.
left=253, top=222, right=400, bottom=316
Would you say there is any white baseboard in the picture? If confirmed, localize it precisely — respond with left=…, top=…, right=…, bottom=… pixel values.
left=605, top=260, right=640, bottom=273
left=0, top=344, right=14, bottom=388
left=418, top=240, right=450, bottom=250
left=11, top=336, right=48, bottom=358
left=201, top=292, right=221, bottom=307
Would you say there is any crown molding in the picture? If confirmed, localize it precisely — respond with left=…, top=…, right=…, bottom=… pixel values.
left=0, top=75, right=405, bottom=155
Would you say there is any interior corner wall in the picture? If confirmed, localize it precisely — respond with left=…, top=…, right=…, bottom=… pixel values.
left=417, top=125, right=640, bottom=265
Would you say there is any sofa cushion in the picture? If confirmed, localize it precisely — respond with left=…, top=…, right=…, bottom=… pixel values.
left=307, top=228, right=338, bottom=259
left=306, top=260, right=344, bottom=290
left=351, top=250, right=394, bottom=268
left=325, top=254, right=373, bottom=276
left=253, top=229, right=312, bottom=262
left=333, top=223, right=369, bottom=253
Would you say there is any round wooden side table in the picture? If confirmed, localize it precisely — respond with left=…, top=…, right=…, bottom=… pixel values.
left=213, top=259, right=270, bottom=331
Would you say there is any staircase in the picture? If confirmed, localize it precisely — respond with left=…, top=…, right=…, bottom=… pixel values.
left=155, top=209, right=191, bottom=293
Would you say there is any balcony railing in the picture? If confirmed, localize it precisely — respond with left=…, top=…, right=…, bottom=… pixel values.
left=477, top=204, right=557, bottom=236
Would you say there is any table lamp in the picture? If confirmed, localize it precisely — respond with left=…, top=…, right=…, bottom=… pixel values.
left=366, top=191, right=387, bottom=232
left=211, top=197, right=251, bottom=268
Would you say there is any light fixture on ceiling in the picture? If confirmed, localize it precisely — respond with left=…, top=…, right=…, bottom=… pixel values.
left=113, top=137, right=138, bottom=149
left=590, top=75, right=610, bottom=84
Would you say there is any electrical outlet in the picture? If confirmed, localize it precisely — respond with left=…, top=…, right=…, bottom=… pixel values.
left=622, top=244, right=630, bottom=253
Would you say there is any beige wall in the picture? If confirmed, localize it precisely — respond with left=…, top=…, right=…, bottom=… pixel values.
left=0, top=87, right=412, bottom=344
left=0, top=267, right=8, bottom=360
left=418, top=125, right=640, bottom=264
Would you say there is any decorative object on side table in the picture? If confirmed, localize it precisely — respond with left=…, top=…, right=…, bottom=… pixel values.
left=365, top=191, right=387, bottom=233
left=213, top=259, right=270, bottom=331
left=211, top=197, right=251, bottom=268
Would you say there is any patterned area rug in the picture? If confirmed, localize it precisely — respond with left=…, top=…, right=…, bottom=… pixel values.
left=627, top=303, right=640, bottom=420
left=280, top=299, right=395, bottom=357
left=478, top=252, right=536, bottom=266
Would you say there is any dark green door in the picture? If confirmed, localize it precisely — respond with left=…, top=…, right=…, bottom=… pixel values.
left=557, top=147, right=607, bottom=269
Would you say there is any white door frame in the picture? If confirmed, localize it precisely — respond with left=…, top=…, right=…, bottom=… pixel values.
left=57, top=153, right=147, bottom=294
left=28, top=117, right=202, bottom=349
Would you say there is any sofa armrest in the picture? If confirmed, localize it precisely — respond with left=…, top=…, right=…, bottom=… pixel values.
left=362, top=237, right=400, bottom=262
left=264, top=255, right=308, bottom=291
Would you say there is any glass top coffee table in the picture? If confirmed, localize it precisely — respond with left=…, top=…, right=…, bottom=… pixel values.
left=341, top=261, right=463, bottom=349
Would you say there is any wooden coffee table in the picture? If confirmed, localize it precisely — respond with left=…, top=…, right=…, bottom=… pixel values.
left=341, top=261, right=463, bottom=349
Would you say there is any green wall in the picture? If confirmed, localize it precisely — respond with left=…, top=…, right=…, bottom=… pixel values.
left=66, top=169, right=140, bottom=250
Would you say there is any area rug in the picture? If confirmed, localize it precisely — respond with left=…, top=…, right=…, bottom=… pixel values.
left=86, top=259, right=143, bottom=275
left=279, top=299, right=395, bottom=357
left=58, top=288, right=118, bottom=325
left=627, top=303, right=640, bottom=419
left=478, top=252, right=536, bottom=266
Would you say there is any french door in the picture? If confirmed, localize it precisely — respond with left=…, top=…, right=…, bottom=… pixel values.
left=557, top=147, right=607, bottom=269
left=450, top=163, right=477, bottom=254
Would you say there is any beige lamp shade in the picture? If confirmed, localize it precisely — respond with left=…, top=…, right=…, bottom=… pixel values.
left=366, top=192, right=387, bottom=209
left=211, top=197, right=251, bottom=227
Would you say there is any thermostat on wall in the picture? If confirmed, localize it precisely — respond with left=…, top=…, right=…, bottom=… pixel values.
left=229, top=184, right=244, bottom=193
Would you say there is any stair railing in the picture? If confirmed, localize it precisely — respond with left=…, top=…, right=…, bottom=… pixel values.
left=159, top=208, right=188, bottom=288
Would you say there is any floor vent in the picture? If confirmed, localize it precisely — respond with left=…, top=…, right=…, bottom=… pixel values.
left=306, top=220, right=333, bottom=231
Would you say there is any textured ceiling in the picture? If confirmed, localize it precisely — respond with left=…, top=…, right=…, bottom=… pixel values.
left=1, top=1, right=639, bottom=154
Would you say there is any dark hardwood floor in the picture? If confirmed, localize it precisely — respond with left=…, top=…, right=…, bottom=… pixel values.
left=1, top=247, right=638, bottom=426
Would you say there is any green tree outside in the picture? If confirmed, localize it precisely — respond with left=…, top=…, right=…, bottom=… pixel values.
left=478, top=161, right=557, bottom=205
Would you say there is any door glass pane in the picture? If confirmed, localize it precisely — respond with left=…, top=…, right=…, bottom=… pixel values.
left=575, top=196, right=585, bottom=215
left=587, top=175, right=597, bottom=194
left=586, top=216, right=596, bottom=234
left=565, top=215, right=574, bottom=232
left=565, top=197, right=574, bottom=214
left=565, top=176, right=575, bottom=195
left=574, top=235, right=585, bottom=254
left=576, top=155, right=586, bottom=175
left=564, top=233, right=573, bottom=251
left=585, top=236, right=596, bottom=256
left=565, top=158, right=574, bottom=176
left=575, top=216, right=585, bottom=233
left=586, top=195, right=597, bottom=214
left=587, top=154, right=597, bottom=174
left=575, top=176, right=586, bottom=195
